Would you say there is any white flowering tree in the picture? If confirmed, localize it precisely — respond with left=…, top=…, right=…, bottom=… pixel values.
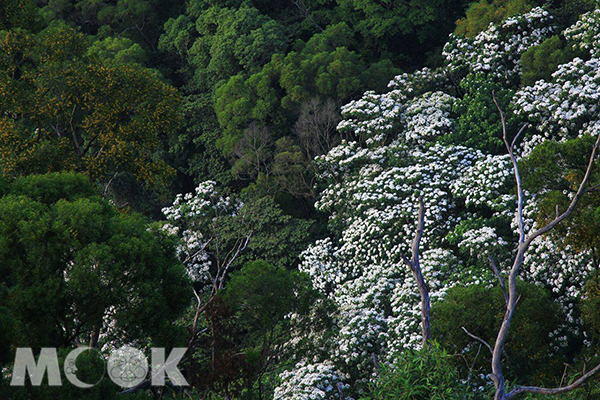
left=483, top=95, right=600, bottom=399
left=443, top=7, right=555, bottom=84
left=277, top=4, right=600, bottom=398
left=279, top=86, right=519, bottom=397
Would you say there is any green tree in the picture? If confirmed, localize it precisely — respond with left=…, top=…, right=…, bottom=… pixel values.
left=455, top=0, right=537, bottom=37
left=214, top=23, right=399, bottom=154
left=0, top=24, right=181, bottom=188
left=38, top=0, right=182, bottom=50
left=443, top=74, right=518, bottom=154
left=521, top=136, right=600, bottom=259
left=0, top=0, right=41, bottom=31
left=161, top=4, right=288, bottom=92
left=86, top=36, right=148, bottom=66
left=336, top=0, right=469, bottom=56
left=0, top=172, right=191, bottom=352
left=189, top=260, right=318, bottom=398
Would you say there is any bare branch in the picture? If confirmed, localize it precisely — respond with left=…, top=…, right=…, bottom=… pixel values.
left=217, top=233, right=252, bottom=289
left=399, top=252, right=414, bottom=271
left=412, top=195, right=425, bottom=265
left=488, top=255, right=508, bottom=305
left=489, top=95, right=600, bottom=400
left=182, top=238, right=213, bottom=264
left=462, top=326, right=493, bottom=355
left=511, top=123, right=528, bottom=152
left=399, top=195, right=430, bottom=346
left=492, top=91, right=526, bottom=244
left=507, top=362, right=600, bottom=398
left=103, top=172, right=118, bottom=198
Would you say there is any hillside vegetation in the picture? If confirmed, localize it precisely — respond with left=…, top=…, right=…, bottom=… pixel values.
left=1, top=0, right=600, bottom=399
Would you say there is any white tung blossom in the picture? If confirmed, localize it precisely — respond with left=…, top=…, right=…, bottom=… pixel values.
left=162, top=181, right=237, bottom=283
left=514, top=57, right=600, bottom=155
left=443, top=7, right=554, bottom=82
left=564, top=8, right=600, bottom=56
left=267, top=7, right=600, bottom=397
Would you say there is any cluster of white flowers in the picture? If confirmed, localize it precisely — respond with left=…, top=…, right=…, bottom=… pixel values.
left=271, top=6, right=600, bottom=397
left=523, top=236, right=595, bottom=312
left=274, top=362, right=350, bottom=400
left=314, top=140, right=388, bottom=182
left=443, top=7, right=554, bottom=82
left=337, top=90, right=403, bottom=144
left=458, top=226, right=509, bottom=258
left=292, top=136, right=516, bottom=395
left=451, top=154, right=514, bottom=209
left=403, top=91, right=456, bottom=143
left=162, top=181, right=237, bottom=283
left=564, top=8, right=600, bottom=56
left=337, top=67, right=451, bottom=146
left=514, top=57, right=600, bottom=154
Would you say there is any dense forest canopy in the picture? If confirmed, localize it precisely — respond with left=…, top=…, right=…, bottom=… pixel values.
left=2, top=0, right=600, bottom=399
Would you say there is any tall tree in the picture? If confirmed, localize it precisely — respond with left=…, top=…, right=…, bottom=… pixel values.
left=0, top=172, right=191, bottom=353
left=0, top=24, right=181, bottom=189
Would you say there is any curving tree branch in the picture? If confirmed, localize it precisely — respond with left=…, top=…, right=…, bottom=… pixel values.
left=489, top=92, right=600, bottom=399
left=400, top=195, right=430, bottom=346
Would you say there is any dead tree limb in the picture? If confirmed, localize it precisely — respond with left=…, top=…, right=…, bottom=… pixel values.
left=400, top=195, right=431, bottom=346
left=462, top=326, right=493, bottom=355
left=489, top=91, right=600, bottom=399
left=506, top=363, right=600, bottom=398
left=488, top=255, right=508, bottom=305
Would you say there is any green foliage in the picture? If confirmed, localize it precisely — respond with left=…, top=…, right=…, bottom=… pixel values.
left=220, top=195, right=315, bottom=269
left=87, top=36, right=148, bottom=66
left=38, top=0, right=181, bottom=49
left=222, top=260, right=315, bottom=332
left=361, top=343, right=477, bottom=399
left=159, top=14, right=195, bottom=60
left=0, top=172, right=191, bottom=351
left=455, top=0, right=537, bottom=37
left=521, top=136, right=596, bottom=193
left=0, top=306, right=16, bottom=366
left=550, top=0, right=598, bottom=29
left=0, top=24, right=181, bottom=187
left=521, top=136, right=600, bottom=254
left=521, top=35, right=583, bottom=86
left=583, top=272, right=600, bottom=338
left=167, top=93, right=232, bottom=184
left=174, top=4, right=288, bottom=91
left=434, top=281, right=566, bottom=385
left=192, top=260, right=318, bottom=397
left=214, top=23, right=400, bottom=153
left=336, top=0, right=469, bottom=53
left=10, top=171, right=96, bottom=203
left=443, top=74, right=517, bottom=154
left=0, top=0, right=41, bottom=31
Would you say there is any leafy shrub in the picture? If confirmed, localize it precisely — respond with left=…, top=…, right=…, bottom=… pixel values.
left=434, top=282, right=566, bottom=386
left=361, top=343, right=477, bottom=399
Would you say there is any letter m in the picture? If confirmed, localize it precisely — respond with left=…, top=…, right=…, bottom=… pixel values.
left=10, top=348, right=62, bottom=386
